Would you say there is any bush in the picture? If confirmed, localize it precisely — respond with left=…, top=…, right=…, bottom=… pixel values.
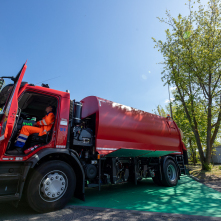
left=219, top=166, right=221, bottom=170
left=203, top=163, right=212, bottom=171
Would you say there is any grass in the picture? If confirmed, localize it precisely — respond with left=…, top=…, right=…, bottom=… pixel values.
left=187, top=163, right=221, bottom=181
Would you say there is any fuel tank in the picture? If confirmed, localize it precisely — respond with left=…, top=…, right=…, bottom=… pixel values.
left=80, top=96, right=183, bottom=157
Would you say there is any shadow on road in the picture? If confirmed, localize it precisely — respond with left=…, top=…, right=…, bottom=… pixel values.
left=0, top=203, right=219, bottom=221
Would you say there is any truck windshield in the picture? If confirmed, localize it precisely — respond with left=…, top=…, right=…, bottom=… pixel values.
left=0, top=83, right=13, bottom=114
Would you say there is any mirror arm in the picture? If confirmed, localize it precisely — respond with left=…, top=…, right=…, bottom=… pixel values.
left=0, top=76, right=16, bottom=82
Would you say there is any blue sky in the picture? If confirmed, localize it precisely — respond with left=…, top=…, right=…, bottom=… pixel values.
left=0, top=0, right=206, bottom=113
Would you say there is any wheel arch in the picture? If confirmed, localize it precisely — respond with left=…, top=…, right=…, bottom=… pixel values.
left=26, top=148, right=85, bottom=201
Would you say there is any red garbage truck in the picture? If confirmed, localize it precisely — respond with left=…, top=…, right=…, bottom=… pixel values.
left=0, top=63, right=188, bottom=212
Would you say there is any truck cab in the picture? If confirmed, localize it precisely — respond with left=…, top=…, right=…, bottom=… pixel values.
left=0, top=64, right=70, bottom=158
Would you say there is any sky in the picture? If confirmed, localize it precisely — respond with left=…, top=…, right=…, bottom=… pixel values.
left=0, top=0, right=207, bottom=113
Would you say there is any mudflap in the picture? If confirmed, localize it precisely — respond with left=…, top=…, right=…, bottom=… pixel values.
left=183, top=150, right=189, bottom=165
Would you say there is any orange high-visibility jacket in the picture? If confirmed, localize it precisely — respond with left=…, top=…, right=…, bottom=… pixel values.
left=36, top=112, right=55, bottom=136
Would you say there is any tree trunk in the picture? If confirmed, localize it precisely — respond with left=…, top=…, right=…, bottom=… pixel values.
left=189, top=138, right=196, bottom=165
left=176, top=85, right=205, bottom=168
left=194, top=151, right=197, bottom=165
left=206, top=95, right=212, bottom=166
left=193, top=129, right=205, bottom=169
left=210, top=104, right=221, bottom=148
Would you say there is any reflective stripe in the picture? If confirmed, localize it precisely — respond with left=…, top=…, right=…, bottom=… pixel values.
left=39, top=121, right=42, bottom=125
left=17, top=138, right=26, bottom=143
left=96, top=147, right=117, bottom=151
left=19, top=134, right=28, bottom=138
left=43, top=119, right=47, bottom=125
left=56, top=145, right=66, bottom=149
left=18, top=136, right=27, bottom=141
left=0, top=135, right=4, bottom=141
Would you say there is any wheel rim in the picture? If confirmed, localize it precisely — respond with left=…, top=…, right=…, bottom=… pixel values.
left=39, top=170, right=68, bottom=202
left=167, top=164, right=176, bottom=182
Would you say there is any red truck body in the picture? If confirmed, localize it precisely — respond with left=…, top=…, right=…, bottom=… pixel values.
left=81, top=96, right=183, bottom=156
left=0, top=64, right=188, bottom=213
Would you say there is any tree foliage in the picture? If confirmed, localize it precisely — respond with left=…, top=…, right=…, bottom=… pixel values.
left=153, top=102, right=221, bottom=165
left=153, top=0, right=221, bottom=169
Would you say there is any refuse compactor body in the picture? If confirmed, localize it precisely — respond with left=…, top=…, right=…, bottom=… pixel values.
left=80, top=96, right=185, bottom=157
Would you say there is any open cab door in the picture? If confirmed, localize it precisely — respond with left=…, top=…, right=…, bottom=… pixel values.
left=0, top=63, right=27, bottom=157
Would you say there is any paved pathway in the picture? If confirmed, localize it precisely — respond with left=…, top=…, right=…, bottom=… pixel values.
left=68, top=176, right=221, bottom=218
left=1, top=176, right=221, bottom=221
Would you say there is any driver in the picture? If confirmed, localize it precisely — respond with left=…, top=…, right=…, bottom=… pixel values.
left=9, top=105, right=55, bottom=154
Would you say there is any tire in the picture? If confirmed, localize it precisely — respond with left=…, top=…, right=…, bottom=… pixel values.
left=26, top=160, right=76, bottom=213
left=152, top=172, right=163, bottom=186
left=161, top=159, right=178, bottom=187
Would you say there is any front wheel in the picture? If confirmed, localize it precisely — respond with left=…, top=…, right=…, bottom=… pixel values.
left=161, top=159, right=178, bottom=187
left=26, top=160, right=76, bottom=213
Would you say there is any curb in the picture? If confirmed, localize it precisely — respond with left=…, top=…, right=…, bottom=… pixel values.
left=189, top=175, right=205, bottom=183
left=189, top=174, right=221, bottom=183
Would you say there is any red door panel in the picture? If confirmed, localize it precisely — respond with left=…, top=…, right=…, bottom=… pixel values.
left=0, top=63, right=27, bottom=156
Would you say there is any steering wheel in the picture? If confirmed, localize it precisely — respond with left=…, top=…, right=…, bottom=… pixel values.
left=20, top=113, right=31, bottom=119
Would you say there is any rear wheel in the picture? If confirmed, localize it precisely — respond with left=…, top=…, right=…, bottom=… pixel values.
left=161, top=159, right=178, bottom=187
left=26, top=160, right=76, bottom=213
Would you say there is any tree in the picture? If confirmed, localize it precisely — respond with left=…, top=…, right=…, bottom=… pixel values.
left=153, top=0, right=221, bottom=169
left=152, top=105, right=167, bottom=118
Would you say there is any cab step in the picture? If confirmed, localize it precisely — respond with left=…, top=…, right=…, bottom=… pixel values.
left=0, top=194, right=20, bottom=202
left=0, top=173, right=21, bottom=181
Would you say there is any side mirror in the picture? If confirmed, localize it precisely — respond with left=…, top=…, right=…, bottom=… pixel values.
left=0, top=78, right=4, bottom=91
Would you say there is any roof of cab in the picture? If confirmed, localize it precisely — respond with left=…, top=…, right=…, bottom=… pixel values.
left=24, top=84, right=70, bottom=98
